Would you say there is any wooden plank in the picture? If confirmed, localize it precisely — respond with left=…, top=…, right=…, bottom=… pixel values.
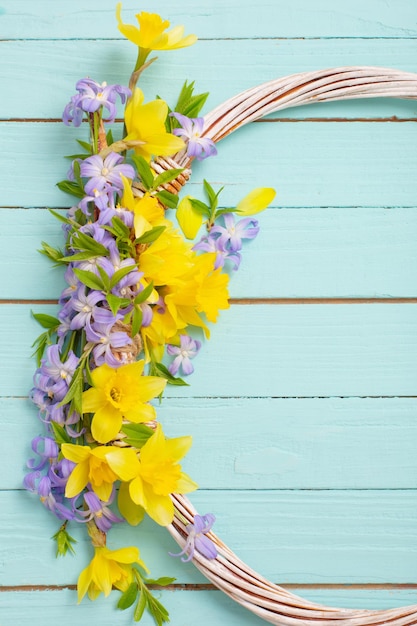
left=1, top=490, right=416, bottom=585
left=2, top=39, right=417, bottom=120
left=10, top=397, right=417, bottom=491
left=1, top=0, right=416, bottom=39
left=2, top=121, right=417, bottom=208
left=2, top=207, right=417, bottom=300
left=2, top=302, right=416, bottom=398
left=1, top=587, right=417, bottom=626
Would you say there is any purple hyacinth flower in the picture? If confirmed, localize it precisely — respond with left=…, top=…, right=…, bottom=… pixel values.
left=63, top=79, right=130, bottom=126
left=78, top=185, right=113, bottom=214
left=171, top=112, right=217, bottom=161
left=210, top=213, right=260, bottom=252
left=79, top=490, right=123, bottom=533
left=193, top=234, right=241, bottom=271
left=167, top=335, right=201, bottom=376
left=69, top=287, right=106, bottom=331
left=86, top=319, right=132, bottom=368
left=26, top=436, right=59, bottom=471
left=81, top=152, right=135, bottom=195
left=42, top=345, right=79, bottom=387
left=170, top=513, right=218, bottom=563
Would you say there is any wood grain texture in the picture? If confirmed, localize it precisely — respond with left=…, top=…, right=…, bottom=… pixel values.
left=1, top=0, right=417, bottom=623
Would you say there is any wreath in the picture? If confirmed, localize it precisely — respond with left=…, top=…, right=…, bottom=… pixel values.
left=24, top=5, right=417, bottom=625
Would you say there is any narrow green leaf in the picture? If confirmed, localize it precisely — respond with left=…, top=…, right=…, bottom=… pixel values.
left=32, top=313, right=60, bottom=330
left=153, top=362, right=189, bottom=386
left=97, top=265, right=111, bottom=291
left=131, top=155, right=154, bottom=190
left=73, top=268, right=105, bottom=291
left=152, top=168, right=183, bottom=190
left=135, top=225, right=166, bottom=244
left=106, top=129, right=114, bottom=146
left=133, top=281, right=154, bottom=305
left=58, top=367, right=84, bottom=413
left=143, top=577, right=176, bottom=587
left=31, top=332, right=50, bottom=366
left=110, top=264, right=138, bottom=289
left=48, top=209, right=74, bottom=225
left=49, top=421, right=71, bottom=445
left=121, top=423, right=154, bottom=448
left=155, top=190, right=178, bottom=209
left=188, top=198, right=211, bottom=217
left=72, top=231, right=110, bottom=256
left=56, top=180, right=85, bottom=199
left=131, top=306, right=143, bottom=338
left=133, top=590, right=147, bottom=622
left=110, top=216, right=131, bottom=237
left=117, top=582, right=138, bottom=610
left=213, top=207, right=236, bottom=219
left=59, top=251, right=104, bottom=263
left=39, top=241, right=65, bottom=264
left=76, top=139, right=93, bottom=153
left=147, top=593, right=170, bottom=626
left=106, top=293, right=129, bottom=317
left=182, top=92, right=209, bottom=118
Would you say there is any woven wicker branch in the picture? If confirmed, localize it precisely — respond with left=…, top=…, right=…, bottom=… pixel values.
left=166, top=66, right=417, bottom=625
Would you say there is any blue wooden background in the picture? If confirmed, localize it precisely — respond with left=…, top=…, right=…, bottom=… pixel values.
left=1, top=1, right=417, bottom=624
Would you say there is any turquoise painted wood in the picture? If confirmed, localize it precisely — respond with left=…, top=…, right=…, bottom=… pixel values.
left=1, top=1, right=416, bottom=625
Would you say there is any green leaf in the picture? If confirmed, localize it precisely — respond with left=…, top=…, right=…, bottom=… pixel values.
left=135, top=225, right=166, bottom=244
left=146, top=593, right=170, bottom=626
left=76, top=139, right=93, bottom=154
left=188, top=198, right=211, bottom=218
left=131, top=155, right=154, bottom=190
left=213, top=208, right=236, bottom=219
left=71, top=231, right=110, bottom=256
left=203, top=179, right=219, bottom=209
left=173, top=80, right=209, bottom=120
left=31, top=331, right=50, bottom=366
left=153, top=362, right=189, bottom=386
left=56, top=180, right=85, bottom=199
left=97, top=265, right=111, bottom=291
left=106, top=293, right=130, bottom=317
left=143, top=577, right=176, bottom=587
left=117, top=582, right=138, bottom=610
left=133, top=590, right=147, bottom=622
left=110, top=216, right=131, bottom=238
left=152, top=168, right=183, bottom=190
left=39, top=241, right=66, bottom=264
left=32, top=313, right=60, bottom=330
left=59, top=367, right=84, bottom=414
left=51, top=525, right=77, bottom=558
left=106, top=129, right=114, bottom=146
left=110, top=264, right=139, bottom=290
left=48, top=208, right=74, bottom=225
left=133, top=281, right=154, bottom=305
left=131, top=305, right=143, bottom=338
left=121, top=423, right=154, bottom=448
left=49, top=421, right=71, bottom=445
left=155, top=190, right=178, bottom=209
left=73, top=268, right=105, bottom=291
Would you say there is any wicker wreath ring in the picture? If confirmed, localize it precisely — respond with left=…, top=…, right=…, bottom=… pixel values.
left=152, top=66, right=417, bottom=626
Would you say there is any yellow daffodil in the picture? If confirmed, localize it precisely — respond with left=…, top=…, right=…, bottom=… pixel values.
left=106, top=424, right=198, bottom=526
left=124, top=88, right=185, bottom=161
left=191, top=253, right=230, bottom=323
left=116, top=4, right=197, bottom=52
left=82, top=361, right=167, bottom=444
left=77, top=545, right=147, bottom=602
left=119, top=174, right=165, bottom=238
left=61, top=444, right=120, bottom=501
left=235, top=187, right=276, bottom=216
left=138, top=223, right=194, bottom=286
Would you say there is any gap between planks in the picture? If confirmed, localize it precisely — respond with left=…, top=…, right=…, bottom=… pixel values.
left=2, top=583, right=417, bottom=593
left=2, top=117, right=417, bottom=123
left=2, top=298, right=417, bottom=305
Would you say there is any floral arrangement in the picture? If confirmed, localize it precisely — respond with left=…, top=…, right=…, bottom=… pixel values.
left=23, top=5, right=275, bottom=625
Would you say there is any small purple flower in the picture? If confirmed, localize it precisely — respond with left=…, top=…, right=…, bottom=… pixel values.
left=80, top=152, right=134, bottom=195
left=78, top=186, right=113, bottom=214
left=210, top=213, right=260, bottom=252
left=69, top=287, right=105, bottom=331
left=76, top=490, right=123, bottom=533
left=26, top=436, right=59, bottom=471
left=63, top=79, right=130, bottom=126
left=170, top=513, right=218, bottom=563
left=167, top=335, right=201, bottom=376
left=171, top=113, right=217, bottom=161
left=193, top=234, right=241, bottom=271
left=86, top=318, right=132, bottom=368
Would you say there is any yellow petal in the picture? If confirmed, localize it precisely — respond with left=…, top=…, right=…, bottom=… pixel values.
left=165, top=434, right=193, bottom=461
left=137, top=133, right=185, bottom=160
left=176, top=471, right=199, bottom=494
left=82, top=387, right=106, bottom=415
left=91, top=405, right=123, bottom=444
left=235, top=187, right=276, bottom=216
left=142, top=482, right=174, bottom=526
left=124, top=401, right=156, bottom=423
left=92, top=480, right=114, bottom=503
left=61, top=443, right=90, bottom=463
left=65, top=460, right=89, bottom=498
left=129, top=474, right=147, bottom=509
left=106, top=448, right=140, bottom=481
left=90, top=362, right=116, bottom=387
left=118, top=480, right=146, bottom=526
left=106, top=546, right=140, bottom=564
left=137, top=375, right=167, bottom=402
left=176, top=196, right=203, bottom=239
left=77, top=561, right=93, bottom=603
